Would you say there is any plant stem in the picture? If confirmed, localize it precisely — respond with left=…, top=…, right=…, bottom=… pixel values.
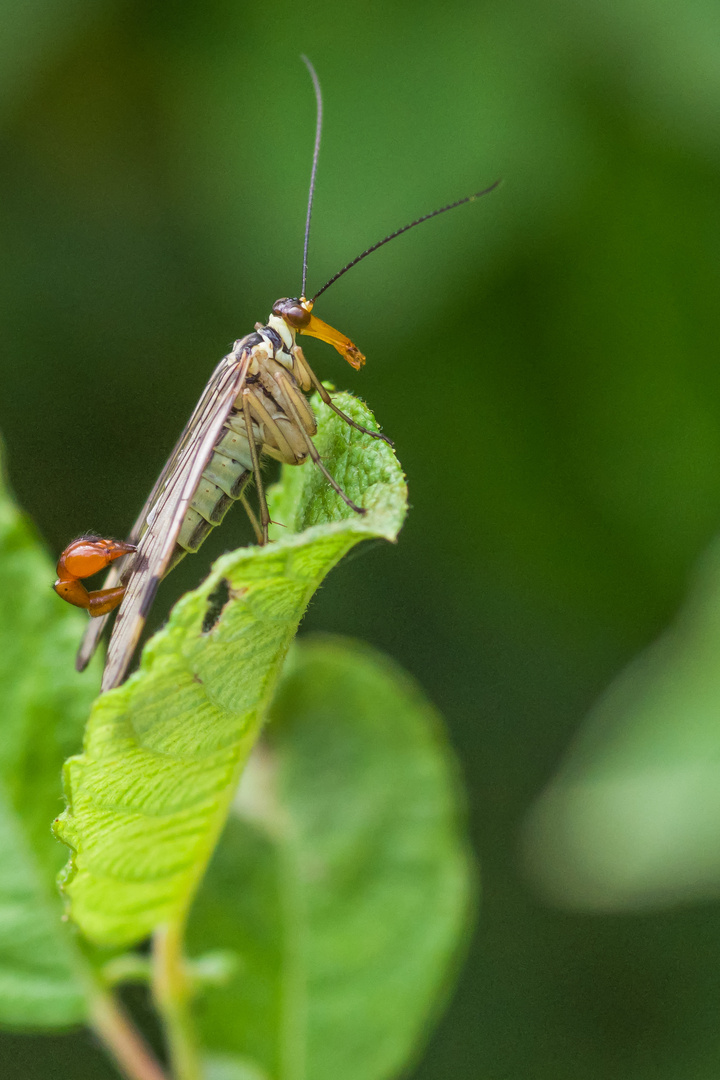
left=152, top=920, right=202, bottom=1080
left=89, top=987, right=169, bottom=1080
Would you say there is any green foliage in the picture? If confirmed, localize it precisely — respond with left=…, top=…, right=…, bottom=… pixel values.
left=190, top=635, right=472, bottom=1080
left=9, top=3, right=720, bottom=1076
left=0, top=443, right=96, bottom=1026
left=54, top=394, right=407, bottom=947
left=526, top=538, right=720, bottom=910
left=0, top=393, right=475, bottom=1080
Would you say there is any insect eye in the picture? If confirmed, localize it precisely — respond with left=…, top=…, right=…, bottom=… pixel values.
left=272, top=298, right=312, bottom=329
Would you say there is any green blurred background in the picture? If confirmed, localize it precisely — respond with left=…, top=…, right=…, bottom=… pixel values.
left=3, top=0, right=720, bottom=1076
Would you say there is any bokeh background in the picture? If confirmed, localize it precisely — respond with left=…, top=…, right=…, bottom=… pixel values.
left=3, top=1, right=720, bottom=1077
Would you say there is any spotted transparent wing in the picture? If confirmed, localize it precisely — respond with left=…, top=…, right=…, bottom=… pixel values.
left=75, top=421, right=192, bottom=673
left=77, top=341, right=253, bottom=688
left=101, top=349, right=254, bottom=690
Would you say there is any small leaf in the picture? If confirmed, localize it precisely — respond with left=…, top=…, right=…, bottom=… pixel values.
left=525, top=537, right=720, bottom=909
left=189, top=635, right=473, bottom=1080
left=203, top=1055, right=270, bottom=1080
left=55, top=394, right=407, bottom=947
left=0, top=441, right=97, bottom=1026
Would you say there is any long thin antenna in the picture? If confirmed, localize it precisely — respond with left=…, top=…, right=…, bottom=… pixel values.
left=300, top=55, right=323, bottom=299
left=311, top=179, right=501, bottom=302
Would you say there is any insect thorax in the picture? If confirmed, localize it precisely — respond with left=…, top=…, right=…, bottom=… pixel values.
left=174, top=314, right=316, bottom=560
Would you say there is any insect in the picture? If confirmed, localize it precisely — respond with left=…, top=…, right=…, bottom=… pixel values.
left=54, top=58, right=499, bottom=691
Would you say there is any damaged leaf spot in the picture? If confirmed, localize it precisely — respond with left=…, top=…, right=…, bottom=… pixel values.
left=202, top=578, right=231, bottom=633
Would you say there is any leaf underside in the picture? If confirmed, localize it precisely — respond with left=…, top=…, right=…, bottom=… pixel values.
left=0, top=441, right=99, bottom=1026
left=54, top=393, right=408, bottom=946
left=191, top=634, right=474, bottom=1080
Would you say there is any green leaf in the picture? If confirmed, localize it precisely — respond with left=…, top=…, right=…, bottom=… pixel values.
left=0, top=441, right=97, bottom=1026
left=189, top=635, right=473, bottom=1080
left=55, top=393, right=407, bottom=947
left=525, top=536, right=720, bottom=910
left=203, top=1054, right=269, bottom=1080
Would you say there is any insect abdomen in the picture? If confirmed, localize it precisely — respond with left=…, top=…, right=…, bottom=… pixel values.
left=176, top=413, right=254, bottom=555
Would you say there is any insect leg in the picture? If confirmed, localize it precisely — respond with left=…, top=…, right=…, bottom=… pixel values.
left=241, top=389, right=271, bottom=544
left=274, top=371, right=367, bottom=515
left=294, top=353, right=393, bottom=445
left=239, top=493, right=263, bottom=544
left=244, top=389, right=299, bottom=462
